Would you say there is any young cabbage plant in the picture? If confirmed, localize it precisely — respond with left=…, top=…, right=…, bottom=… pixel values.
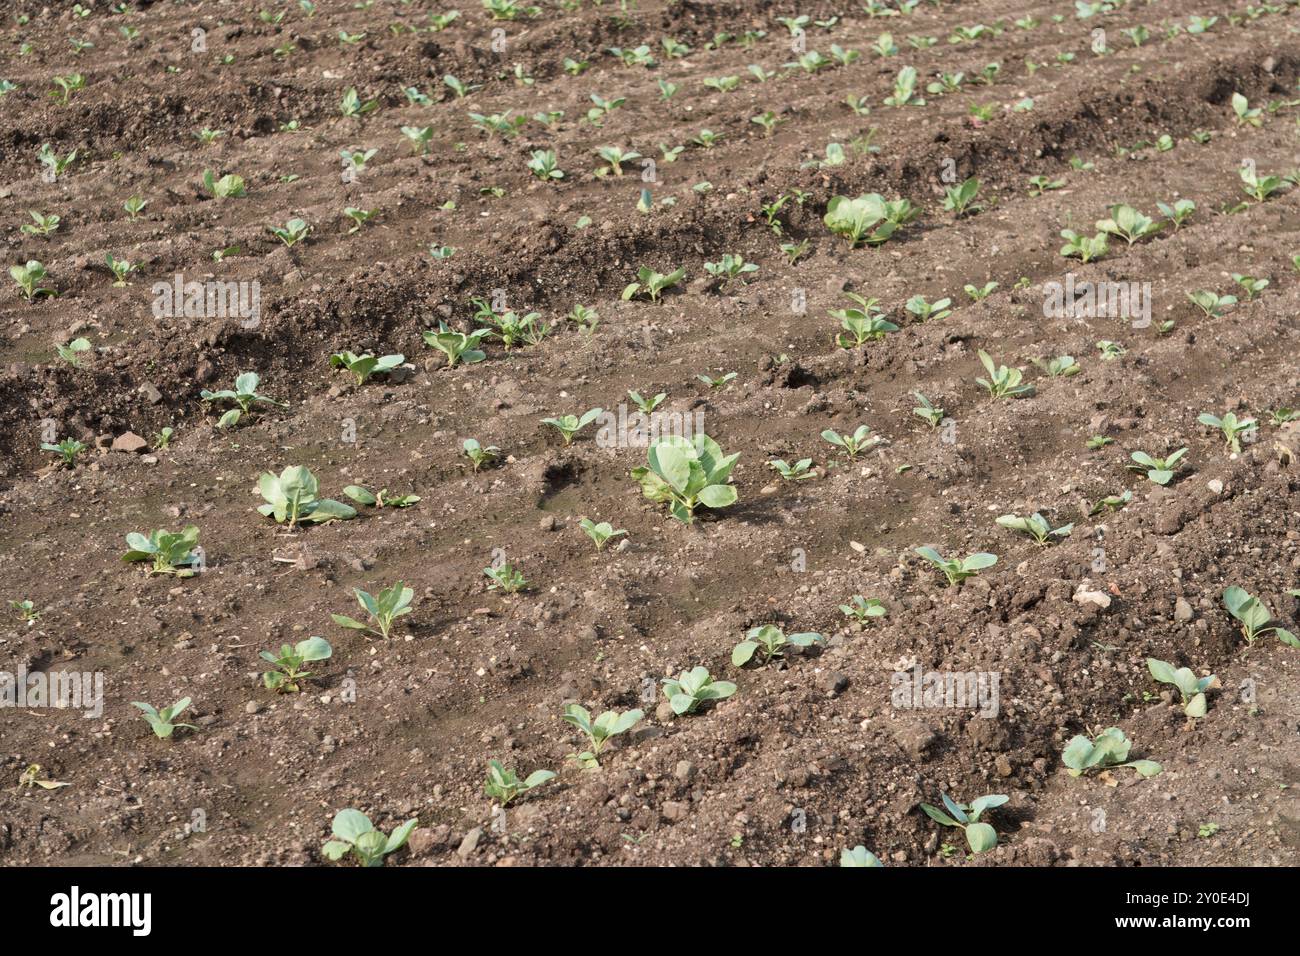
left=262, top=636, right=332, bottom=693
left=462, top=438, right=500, bottom=472
left=329, top=351, right=404, bottom=385
left=912, top=392, right=945, bottom=427
left=823, top=193, right=916, bottom=247
left=831, top=294, right=898, bottom=347
left=996, top=512, right=1073, bottom=546
left=56, top=337, right=91, bottom=366
left=526, top=148, right=564, bottom=180
left=579, top=518, right=626, bottom=550
left=1095, top=204, right=1163, bottom=244
left=484, top=761, right=555, bottom=807
left=1231, top=274, right=1268, bottom=301
left=1146, top=658, right=1214, bottom=718
left=133, top=697, right=197, bottom=739
left=622, top=266, right=685, bottom=303
left=322, top=809, right=418, bottom=867
left=42, top=437, right=85, bottom=467
left=202, top=169, right=246, bottom=198
left=964, top=281, right=998, bottom=302
left=627, top=390, right=666, bottom=415
left=483, top=563, right=528, bottom=594
left=269, top=217, right=309, bottom=247
left=696, top=372, right=737, bottom=389
left=343, top=486, right=420, bottom=508
left=21, top=211, right=60, bottom=237
left=331, top=583, right=414, bottom=639
left=257, top=465, right=357, bottom=526
left=122, top=526, right=201, bottom=577
left=423, top=323, right=491, bottom=366
left=976, top=350, right=1034, bottom=399
left=542, top=408, right=603, bottom=445
left=562, top=704, right=643, bottom=767
left=1059, top=229, right=1108, bottom=263
left=769, top=458, right=815, bottom=481
left=1186, top=290, right=1236, bottom=318
left=732, top=624, right=823, bottom=667
left=1127, top=448, right=1187, bottom=485
left=200, top=371, right=287, bottom=428
left=630, top=434, right=739, bottom=524
left=1157, top=199, right=1195, bottom=228
left=942, top=177, right=982, bottom=216
left=1197, top=411, right=1256, bottom=453
left=1240, top=165, right=1285, bottom=203
left=841, top=846, right=884, bottom=867
left=839, top=595, right=887, bottom=624
left=905, top=295, right=952, bottom=322
left=915, top=547, right=997, bottom=587
left=920, top=793, right=1008, bottom=854
left=822, top=425, right=882, bottom=459
left=661, top=666, right=737, bottom=715
left=1222, top=587, right=1299, bottom=646
left=704, top=254, right=759, bottom=286
left=1062, top=727, right=1162, bottom=778
left=11, top=260, right=55, bottom=300
left=1032, top=355, right=1079, bottom=378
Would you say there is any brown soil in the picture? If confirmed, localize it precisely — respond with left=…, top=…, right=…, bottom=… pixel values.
left=1, top=0, right=1298, bottom=867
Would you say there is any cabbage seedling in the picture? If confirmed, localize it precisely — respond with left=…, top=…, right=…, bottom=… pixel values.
left=484, top=564, right=528, bottom=593
left=912, top=391, right=945, bottom=427
left=623, top=266, right=685, bottom=303
left=630, top=434, right=739, bottom=524
left=463, top=438, right=500, bottom=472
left=56, top=337, right=91, bottom=366
left=122, top=526, right=201, bottom=577
left=331, top=582, right=414, bottom=639
left=839, top=595, right=887, bottom=623
left=595, top=145, right=641, bottom=176
left=996, top=512, right=1073, bottom=545
left=1146, top=658, right=1214, bottom=718
left=1231, top=92, right=1262, bottom=126
left=401, top=125, right=433, bottom=154
left=822, top=425, right=881, bottom=459
left=262, top=636, right=332, bottom=693
left=976, top=350, right=1034, bottom=399
left=696, top=372, right=737, bottom=389
left=905, top=295, right=952, bottom=322
left=769, top=458, right=814, bottom=480
left=21, top=211, right=60, bottom=237
left=943, top=177, right=981, bottom=216
left=1157, top=199, right=1195, bottom=228
left=343, top=486, right=420, bottom=508
left=1096, top=204, right=1163, bottom=244
left=1032, top=355, right=1079, bottom=378
left=1222, top=587, right=1299, bottom=646
left=841, top=846, right=884, bottom=867
left=1059, top=229, right=1108, bottom=263
left=915, top=547, right=997, bottom=586
left=37, top=145, right=77, bottom=179
left=964, top=282, right=997, bottom=302
left=423, top=323, right=490, bottom=366
left=322, top=809, right=418, bottom=867
left=329, top=351, right=404, bottom=385
left=202, top=170, right=246, bottom=198
left=542, top=408, right=603, bottom=445
left=1232, top=274, right=1268, bottom=300
left=41, top=437, right=85, bottom=466
left=883, top=66, right=924, bottom=106
left=1240, top=165, right=1285, bottom=202
left=10, top=600, right=39, bottom=624
left=133, top=698, right=197, bottom=739
left=339, top=88, right=378, bottom=117
left=920, top=793, right=1008, bottom=853
left=704, top=254, right=759, bottom=286
left=562, top=704, right=642, bottom=767
left=1127, top=448, right=1186, bottom=485
left=200, top=372, right=287, bottom=428
left=1198, top=411, right=1256, bottom=453
left=823, top=193, right=915, bottom=247
left=1186, top=290, right=1236, bottom=318
left=257, top=465, right=358, bottom=526
left=732, top=624, right=822, bottom=667
left=269, top=217, right=309, bottom=247
left=628, top=390, right=666, bottom=414
left=104, top=254, right=136, bottom=286
left=527, top=149, right=563, bottom=180
left=11, top=260, right=55, bottom=300
left=1089, top=490, right=1132, bottom=515
left=484, top=761, right=555, bottom=806
left=1062, top=727, right=1161, bottom=778
left=579, top=519, right=626, bottom=550
left=661, top=666, right=737, bottom=715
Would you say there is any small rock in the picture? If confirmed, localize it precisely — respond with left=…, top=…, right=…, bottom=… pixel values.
left=661, top=801, right=690, bottom=822
left=1207, top=479, right=1223, bottom=495
left=457, top=827, right=483, bottom=859
left=1174, top=597, right=1194, bottom=622
left=673, top=760, right=696, bottom=782
left=1073, top=588, right=1111, bottom=609
left=111, top=431, right=148, bottom=454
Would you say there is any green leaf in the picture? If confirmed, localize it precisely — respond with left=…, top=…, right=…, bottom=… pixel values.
left=965, top=822, right=998, bottom=853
